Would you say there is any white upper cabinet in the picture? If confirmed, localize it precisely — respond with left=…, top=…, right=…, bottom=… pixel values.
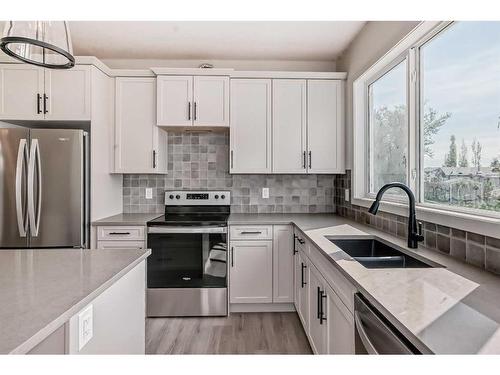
left=272, top=79, right=307, bottom=174
left=0, top=64, right=44, bottom=120
left=0, top=64, right=90, bottom=121
left=44, top=66, right=91, bottom=121
left=307, top=80, right=345, bottom=174
left=230, top=79, right=272, bottom=174
left=157, top=75, right=229, bottom=127
left=157, top=76, right=193, bottom=127
left=115, top=77, right=167, bottom=174
left=193, top=76, right=229, bottom=127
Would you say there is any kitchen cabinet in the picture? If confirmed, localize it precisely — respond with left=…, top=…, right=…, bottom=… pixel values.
left=307, top=80, right=344, bottom=173
left=272, top=79, right=307, bottom=173
left=272, top=225, right=294, bottom=303
left=114, top=77, right=167, bottom=174
left=0, top=63, right=90, bottom=121
left=157, top=75, right=229, bottom=127
left=229, top=240, right=273, bottom=303
left=295, top=250, right=309, bottom=331
left=326, top=284, right=355, bottom=354
left=230, top=79, right=272, bottom=173
left=96, top=225, right=146, bottom=250
left=308, top=264, right=328, bottom=354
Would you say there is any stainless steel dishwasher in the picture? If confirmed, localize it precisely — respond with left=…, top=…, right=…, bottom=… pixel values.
left=354, top=294, right=421, bottom=354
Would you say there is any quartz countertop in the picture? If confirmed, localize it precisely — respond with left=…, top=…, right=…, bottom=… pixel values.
left=0, top=248, right=150, bottom=354
left=228, top=213, right=500, bottom=354
left=92, top=213, right=161, bottom=226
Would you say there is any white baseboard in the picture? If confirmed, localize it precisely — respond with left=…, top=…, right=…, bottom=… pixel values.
left=230, top=303, right=296, bottom=313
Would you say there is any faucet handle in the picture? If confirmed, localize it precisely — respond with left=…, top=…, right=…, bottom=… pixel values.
left=416, top=221, right=424, bottom=242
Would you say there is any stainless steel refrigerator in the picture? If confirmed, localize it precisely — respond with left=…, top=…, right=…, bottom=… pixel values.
left=0, top=125, right=89, bottom=249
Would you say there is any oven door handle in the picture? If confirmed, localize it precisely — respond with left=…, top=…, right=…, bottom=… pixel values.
left=148, top=226, right=227, bottom=234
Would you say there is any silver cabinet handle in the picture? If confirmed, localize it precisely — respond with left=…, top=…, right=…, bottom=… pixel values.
left=15, top=139, right=28, bottom=237
left=28, top=139, right=42, bottom=237
left=240, top=231, right=262, bottom=235
left=188, top=102, right=191, bottom=120
left=354, top=312, right=379, bottom=354
left=109, top=232, right=131, bottom=235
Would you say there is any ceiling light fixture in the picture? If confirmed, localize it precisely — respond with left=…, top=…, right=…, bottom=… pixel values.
left=0, top=21, right=75, bottom=69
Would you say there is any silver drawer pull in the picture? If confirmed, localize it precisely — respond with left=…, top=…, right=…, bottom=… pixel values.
left=109, top=232, right=131, bottom=235
left=240, top=231, right=262, bottom=234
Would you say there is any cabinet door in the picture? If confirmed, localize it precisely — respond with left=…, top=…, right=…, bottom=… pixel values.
left=44, top=65, right=91, bottom=121
left=273, top=225, right=294, bottom=303
left=97, top=240, right=146, bottom=250
left=0, top=64, right=44, bottom=120
left=229, top=240, right=273, bottom=304
left=307, top=80, right=344, bottom=174
left=327, top=285, right=355, bottom=354
left=272, top=79, right=307, bottom=173
left=297, top=252, right=309, bottom=331
left=230, top=79, right=272, bottom=173
left=193, top=76, right=229, bottom=127
left=308, top=265, right=327, bottom=354
left=157, top=75, right=193, bottom=126
left=115, top=77, right=162, bottom=173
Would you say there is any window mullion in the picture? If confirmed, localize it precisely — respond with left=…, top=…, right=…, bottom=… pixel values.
left=408, top=48, right=418, bottom=198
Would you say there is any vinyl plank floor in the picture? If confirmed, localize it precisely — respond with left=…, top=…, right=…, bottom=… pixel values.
left=146, top=312, right=312, bottom=354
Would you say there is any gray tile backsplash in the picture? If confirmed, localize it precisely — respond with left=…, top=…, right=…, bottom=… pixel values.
left=123, top=131, right=335, bottom=214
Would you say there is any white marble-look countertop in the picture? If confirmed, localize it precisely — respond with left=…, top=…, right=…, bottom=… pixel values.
left=228, top=213, right=500, bottom=354
left=0, top=248, right=150, bottom=354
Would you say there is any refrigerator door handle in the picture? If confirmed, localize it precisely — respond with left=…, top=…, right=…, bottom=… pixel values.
left=15, top=139, right=28, bottom=237
left=28, top=139, right=42, bottom=237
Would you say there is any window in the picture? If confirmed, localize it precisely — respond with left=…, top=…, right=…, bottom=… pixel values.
left=353, top=21, right=500, bottom=228
left=368, top=59, right=408, bottom=196
left=420, top=22, right=500, bottom=213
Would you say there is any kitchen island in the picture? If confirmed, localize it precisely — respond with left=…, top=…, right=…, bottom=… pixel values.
left=0, top=248, right=150, bottom=354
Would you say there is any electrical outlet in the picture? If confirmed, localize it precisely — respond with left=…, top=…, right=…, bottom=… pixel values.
left=262, top=187, right=270, bottom=199
left=344, top=189, right=350, bottom=202
left=78, top=304, right=93, bottom=351
left=145, top=188, right=153, bottom=199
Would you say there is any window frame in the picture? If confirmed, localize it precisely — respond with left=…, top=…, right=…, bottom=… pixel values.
left=352, top=21, right=500, bottom=239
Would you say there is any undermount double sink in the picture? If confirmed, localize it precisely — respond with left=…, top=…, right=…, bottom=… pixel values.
left=330, top=238, right=441, bottom=269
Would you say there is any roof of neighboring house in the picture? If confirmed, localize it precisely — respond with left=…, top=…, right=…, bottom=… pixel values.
left=425, top=166, right=499, bottom=177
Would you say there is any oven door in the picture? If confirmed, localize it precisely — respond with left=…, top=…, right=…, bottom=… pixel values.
left=146, top=226, right=228, bottom=317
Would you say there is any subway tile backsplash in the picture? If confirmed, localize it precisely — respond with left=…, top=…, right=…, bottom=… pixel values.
left=123, top=131, right=336, bottom=214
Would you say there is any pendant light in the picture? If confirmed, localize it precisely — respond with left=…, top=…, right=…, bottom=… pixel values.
left=0, top=21, right=75, bottom=69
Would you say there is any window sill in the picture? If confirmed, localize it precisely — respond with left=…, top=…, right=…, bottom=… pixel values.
left=352, top=197, right=500, bottom=239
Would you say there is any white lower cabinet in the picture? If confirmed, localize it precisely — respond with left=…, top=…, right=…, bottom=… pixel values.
left=294, top=235, right=355, bottom=355
left=272, top=225, right=294, bottom=303
left=229, top=240, right=273, bottom=303
left=326, top=284, right=355, bottom=354
left=96, top=225, right=146, bottom=250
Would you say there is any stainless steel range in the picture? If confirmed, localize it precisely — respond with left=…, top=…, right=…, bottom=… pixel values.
left=146, top=190, right=230, bottom=317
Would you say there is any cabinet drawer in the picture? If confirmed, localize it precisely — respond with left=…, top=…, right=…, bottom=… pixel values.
left=97, top=240, right=146, bottom=250
left=97, top=226, right=145, bottom=241
left=230, top=225, right=273, bottom=240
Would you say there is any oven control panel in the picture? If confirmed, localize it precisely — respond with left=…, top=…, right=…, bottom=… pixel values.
left=165, top=191, right=231, bottom=205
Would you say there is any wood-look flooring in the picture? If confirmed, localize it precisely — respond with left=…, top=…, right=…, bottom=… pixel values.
left=146, top=312, right=312, bottom=354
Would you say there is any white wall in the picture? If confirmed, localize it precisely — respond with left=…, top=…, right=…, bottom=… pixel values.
left=102, top=58, right=337, bottom=72
left=336, top=21, right=421, bottom=169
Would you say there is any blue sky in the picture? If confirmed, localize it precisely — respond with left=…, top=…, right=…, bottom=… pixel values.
left=372, top=21, right=500, bottom=168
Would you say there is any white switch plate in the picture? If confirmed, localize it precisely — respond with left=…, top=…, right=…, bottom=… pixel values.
left=78, top=304, right=93, bottom=351
left=262, top=187, right=269, bottom=199
left=145, top=188, right=153, bottom=199
left=344, top=189, right=350, bottom=202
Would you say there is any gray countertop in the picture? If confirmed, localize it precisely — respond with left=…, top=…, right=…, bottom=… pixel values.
left=92, top=213, right=161, bottom=226
left=228, top=213, right=500, bottom=354
left=0, top=248, right=150, bottom=354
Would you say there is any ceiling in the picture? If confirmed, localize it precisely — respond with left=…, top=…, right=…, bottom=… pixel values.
left=63, top=21, right=365, bottom=61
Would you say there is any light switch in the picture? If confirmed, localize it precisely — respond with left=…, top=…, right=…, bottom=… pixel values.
left=344, top=189, right=350, bottom=202
left=145, top=188, right=153, bottom=199
left=78, top=304, right=93, bottom=351
left=262, top=187, right=269, bottom=199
